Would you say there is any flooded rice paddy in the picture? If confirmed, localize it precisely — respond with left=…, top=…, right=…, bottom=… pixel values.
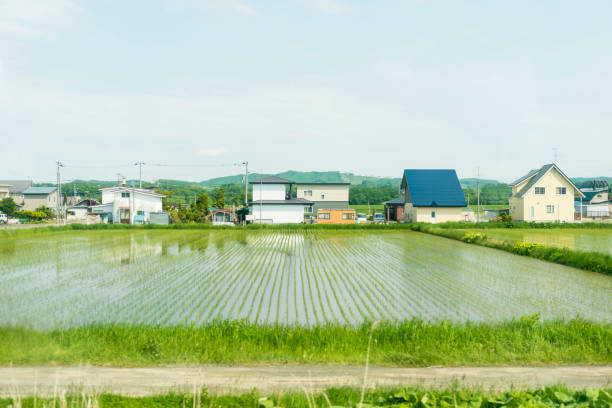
left=458, top=228, right=612, bottom=255
left=0, top=230, right=611, bottom=329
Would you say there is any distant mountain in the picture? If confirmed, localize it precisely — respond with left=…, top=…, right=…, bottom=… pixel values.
left=460, top=178, right=501, bottom=189
left=199, top=171, right=401, bottom=187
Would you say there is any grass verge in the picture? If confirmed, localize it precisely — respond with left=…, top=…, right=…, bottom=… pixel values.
left=1, top=319, right=610, bottom=366
left=407, top=224, right=612, bottom=275
left=1, top=385, right=611, bottom=407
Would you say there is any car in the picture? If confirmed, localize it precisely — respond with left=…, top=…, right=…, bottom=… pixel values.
left=373, top=213, right=385, bottom=224
left=0, top=213, right=7, bottom=224
left=356, top=213, right=367, bottom=224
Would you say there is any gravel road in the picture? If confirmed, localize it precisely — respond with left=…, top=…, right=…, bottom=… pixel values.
left=1, top=365, right=610, bottom=396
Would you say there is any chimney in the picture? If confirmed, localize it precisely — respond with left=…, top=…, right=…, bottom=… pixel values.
left=121, top=177, right=127, bottom=187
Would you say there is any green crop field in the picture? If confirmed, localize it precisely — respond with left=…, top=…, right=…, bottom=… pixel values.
left=1, top=230, right=611, bottom=329
left=457, top=228, right=612, bottom=255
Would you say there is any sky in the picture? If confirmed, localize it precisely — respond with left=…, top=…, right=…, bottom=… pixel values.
left=1, top=0, right=611, bottom=184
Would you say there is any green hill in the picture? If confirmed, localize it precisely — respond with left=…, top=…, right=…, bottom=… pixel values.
left=460, top=178, right=500, bottom=189
left=199, top=171, right=401, bottom=186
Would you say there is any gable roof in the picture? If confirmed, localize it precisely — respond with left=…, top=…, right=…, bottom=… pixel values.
left=23, top=187, right=57, bottom=195
left=402, top=169, right=467, bottom=207
left=249, top=176, right=294, bottom=184
left=384, top=196, right=405, bottom=205
left=0, top=180, right=33, bottom=194
left=99, top=186, right=166, bottom=198
left=510, top=164, right=584, bottom=198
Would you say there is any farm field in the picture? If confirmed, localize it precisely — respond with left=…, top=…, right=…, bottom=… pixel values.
left=349, top=204, right=384, bottom=215
left=457, top=228, right=612, bottom=255
left=1, top=230, right=611, bottom=329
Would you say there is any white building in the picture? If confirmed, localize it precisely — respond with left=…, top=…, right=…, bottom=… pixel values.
left=249, top=176, right=312, bottom=224
left=91, top=181, right=164, bottom=224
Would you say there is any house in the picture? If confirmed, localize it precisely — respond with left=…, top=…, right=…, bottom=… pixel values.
left=575, top=180, right=610, bottom=218
left=67, top=199, right=100, bottom=221
left=296, top=183, right=350, bottom=214
left=508, top=164, right=584, bottom=222
left=400, top=169, right=467, bottom=223
left=383, top=196, right=405, bottom=222
left=249, top=176, right=313, bottom=224
left=0, top=180, right=34, bottom=207
left=316, top=208, right=356, bottom=224
left=90, top=180, right=165, bottom=224
left=21, top=187, right=59, bottom=212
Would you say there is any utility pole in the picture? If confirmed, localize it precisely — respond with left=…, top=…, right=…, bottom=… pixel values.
left=134, top=162, right=145, bottom=188
left=476, top=166, right=480, bottom=223
left=56, top=161, right=64, bottom=224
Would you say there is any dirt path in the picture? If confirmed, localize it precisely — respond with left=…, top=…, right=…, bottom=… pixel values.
left=0, top=366, right=610, bottom=396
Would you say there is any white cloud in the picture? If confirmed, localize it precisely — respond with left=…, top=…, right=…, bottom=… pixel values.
left=197, top=147, right=230, bottom=157
left=231, top=3, right=258, bottom=17
left=0, top=0, right=78, bottom=37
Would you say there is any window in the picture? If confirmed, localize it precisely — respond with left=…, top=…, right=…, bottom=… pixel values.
left=137, top=211, right=145, bottom=216
left=535, top=187, right=545, bottom=195
left=342, top=212, right=355, bottom=220
left=304, top=206, right=312, bottom=213
left=304, top=190, right=312, bottom=197
left=556, top=187, right=566, bottom=195
left=121, top=192, right=130, bottom=198
left=318, top=213, right=330, bottom=219
left=597, top=194, right=602, bottom=198
left=321, top=194, right=325, bottom=200
left=431, top=211, right=436, bottom=218
left=546, top=205, right=555, bottom=214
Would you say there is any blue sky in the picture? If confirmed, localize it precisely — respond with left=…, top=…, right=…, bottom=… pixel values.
left=1, top=0, right=611, bottom=183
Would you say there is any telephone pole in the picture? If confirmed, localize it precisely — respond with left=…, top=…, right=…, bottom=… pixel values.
left=476, top=166, right=480, bottom=223
left=134, top=162, right=145, bottom=188
left=56, top=161, right=64, bottom=224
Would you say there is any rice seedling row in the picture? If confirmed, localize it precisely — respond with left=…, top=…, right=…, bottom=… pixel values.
left=1, top=229, right=611, bottom=329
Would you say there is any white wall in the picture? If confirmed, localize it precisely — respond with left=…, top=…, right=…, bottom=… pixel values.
left=252, top=184, right=286, bottom=201
left=101, top=188, right=163, bottom=223
left=251, top=204, right=304, bottom=223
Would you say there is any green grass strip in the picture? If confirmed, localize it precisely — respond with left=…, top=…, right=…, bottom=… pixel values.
left=1, top=318, right=610, bottom=366
left=2, top=385, right=612, bottom=408
left=407, top=224, right=612, bottom=275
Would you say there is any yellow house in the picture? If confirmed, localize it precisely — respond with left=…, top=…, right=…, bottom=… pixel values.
left=509, top=164, right=584, bottom=222
left=401, top=169, right=467, bottom=223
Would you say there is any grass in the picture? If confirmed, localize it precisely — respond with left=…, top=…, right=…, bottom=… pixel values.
left=349, top=204, right=384, bottom=215
left=407, top=224, right=612, bottom=275
left=1, top=385, right=612, bottom=407
left=1, top=318, right=610, bottom=366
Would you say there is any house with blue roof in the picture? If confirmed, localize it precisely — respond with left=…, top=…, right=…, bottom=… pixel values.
left=509, top=164, right=584, bottom=222
left=400, top=169, right=467, bottom=223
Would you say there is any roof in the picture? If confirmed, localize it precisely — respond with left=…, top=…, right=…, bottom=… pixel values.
left=295, top=182, right=351, bottom=185
left=249, top=176, right=294, bottom=184
left=22, top=187, right=57, bottom=195
left=384, top=196, right=405, bottom=205
left=0, top=180, right=33, bottom=194
left=99, top=186, right=166, bottom=198
left=402, top=169, right=467, bottom=207
left=510, top=164, right=584, bottom=198
left=249, top=198, right=313, bottom=205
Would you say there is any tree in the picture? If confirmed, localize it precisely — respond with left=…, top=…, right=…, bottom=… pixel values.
left=35, top=206, right=55, bottom=219
left=213, top=187, right=226, bottom=209
left=0, top=197, right=17, bottom=216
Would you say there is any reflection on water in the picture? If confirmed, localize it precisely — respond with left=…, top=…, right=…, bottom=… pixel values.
left=0, top=229, right=610, bottom=329
left=473, top=229, right=612, bottom=255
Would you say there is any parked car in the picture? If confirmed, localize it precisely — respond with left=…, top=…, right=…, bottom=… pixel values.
left=356, top=213, right=367, bottom=224
left=0, top=213, right=7, bottom=224
left=374, top=213, right=385, bottom=224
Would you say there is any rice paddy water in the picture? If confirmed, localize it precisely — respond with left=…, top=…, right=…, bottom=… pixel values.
left=1, top=230, right=611, bottom=329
